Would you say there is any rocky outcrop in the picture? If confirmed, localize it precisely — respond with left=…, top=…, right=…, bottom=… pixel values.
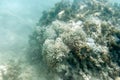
left=28, top=0, right=120, bottom=80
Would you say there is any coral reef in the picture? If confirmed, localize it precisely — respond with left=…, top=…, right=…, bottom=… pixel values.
left=0, top=59, right=45, bottom=80
left=0, top=60, right=21, bottom=80
left=28, top=0, right=120, bottom=80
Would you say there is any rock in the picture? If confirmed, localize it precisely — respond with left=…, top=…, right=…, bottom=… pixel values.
left=28, top=0, right=120, bottom=80
left=116, top=77, right=120, bottom=80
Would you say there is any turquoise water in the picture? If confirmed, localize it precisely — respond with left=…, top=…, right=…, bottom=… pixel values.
left=0, top=0, right=60, bottom=62
left=0, top=0, right=60, bottom=79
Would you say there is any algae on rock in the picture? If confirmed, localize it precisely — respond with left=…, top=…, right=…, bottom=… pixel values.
left=28, top=0, right=120, bottom=80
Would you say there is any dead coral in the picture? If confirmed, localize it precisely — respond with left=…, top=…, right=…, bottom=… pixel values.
left=28, top=0, right=120, bottom=80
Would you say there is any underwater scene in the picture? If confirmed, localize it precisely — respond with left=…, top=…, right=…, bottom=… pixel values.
left=0, top=0, right=120, bottom=80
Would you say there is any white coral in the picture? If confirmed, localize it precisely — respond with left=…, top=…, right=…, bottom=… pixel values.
left=42, top=37, right=69, bottom=68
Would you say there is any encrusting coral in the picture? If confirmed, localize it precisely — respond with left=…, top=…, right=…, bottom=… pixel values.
left=28, top=0, right=120, bottom=80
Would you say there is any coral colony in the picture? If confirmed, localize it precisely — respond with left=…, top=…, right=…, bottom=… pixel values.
left=29, top=0, right=120, bottom=80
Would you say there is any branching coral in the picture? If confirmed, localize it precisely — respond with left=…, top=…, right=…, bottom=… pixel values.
left=28, top=0, right=120, bottom=80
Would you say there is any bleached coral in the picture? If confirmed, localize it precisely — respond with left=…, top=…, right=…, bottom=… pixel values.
left=42, top=37, right=69, bottom=69
left=28, top=0, right=120, bottom=80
